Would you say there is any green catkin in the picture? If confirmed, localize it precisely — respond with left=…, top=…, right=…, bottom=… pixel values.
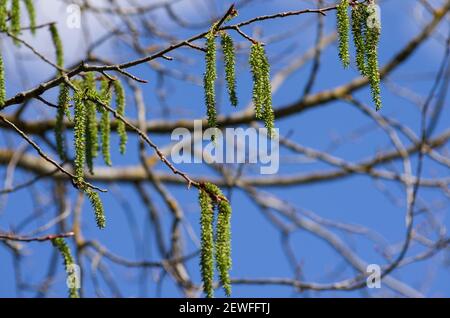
left=202, top=182, right=232, bottom=297
left=73, top=90, right=86, bottom=183
left=259, top=47, right=275, bottom=136
left=337, top=0, right=350, bottom=68
left=0, top=0, right=7, bottom=31
left=249, top=44, right=264, bottom=119
left=113, top=80, right=127, bottom=154
left=216, top=199, right=232, bottom=297
left=74, top=80, right=107, bottom=229
left=0, top=54, right=5, bottom=108
left=51, top=238, right=79, bottom=298
left=249, top=43, right=275, bottom=136
left=220, top=33, right=237, bottom=107
left=204, top=28, right=217, bottom=129
left=83, top=73, right=99, bottom=174
left=365, top=2, right=382, bottom=111
left=351, top=3, right=367, bottom=76
left=85, top=187, right=106, bottom=229
left=199, top=187, right=215, bottom=298
left=23, top=0, right=36, bottom=34
left=100, top=79, right=112, bottom=166
left=51, top=22, right=69, bottom=161
left=100, top=78, right=112, bottom=107
left=55, top=84, right=70, bottom=160
left=11, top=0, right=20, bottom=43
left=49, top=24, right=64, bottom=69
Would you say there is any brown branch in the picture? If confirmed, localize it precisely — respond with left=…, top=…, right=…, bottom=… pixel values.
left=0, top=232, right=74, bottom=242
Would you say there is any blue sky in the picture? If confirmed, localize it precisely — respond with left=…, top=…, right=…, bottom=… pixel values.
left=0, top=0, right=449, bottom=297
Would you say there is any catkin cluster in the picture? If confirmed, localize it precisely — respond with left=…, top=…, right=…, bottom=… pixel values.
left=203, top=26, right=241, bottom=139
left=70, top=75, right=129, bottom=229
left=199, top=183, right=232, bottom=298
left=71, top=76, right=128, bottom=173
left=51, top=238, right=79, bottom=298
left=204, top=27, right=241, bottom=139
left=3, top=0, right=37, bottom=42
left=203, top=25, right=276, bottom=137
left=71, top=75, right=129, bottom=228
left=73, top=84, right=104, bottom=228
left=0, top=0, right=38, bottom=106
left=337, top=0, right=382, bottom=110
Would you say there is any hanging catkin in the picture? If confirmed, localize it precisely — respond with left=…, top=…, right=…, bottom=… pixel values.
left=0, top=54, right=5, bottom=108
left=10, top=0, right=20, bottom=41
left=365, top=2, right=382, bottom=111
left=351, top=3, right=367, bottom=76
left=49, top=24, right=64, bottom=69
left=214, top=196, right=232, bottom=296
left=11, top=0, right=20, bottom=31
left=204, top=28, right=217, bottom=129
left=23, top=0, right=36, bottom=34
left=199, top=187, right=215, bottom=298
left=85, top=186, right=106, bottom=229
left=0, top=0, right=7, bottom=31
left=73, top=90, right=86, bottom=183
left=337, top=0, right=350, bottom=68
left=113, top=79, right=127, bottom=154
left=50, top=23, right=69, bottom=160
left=249, top=44, right=264, bottom=119
left=100, top=79, right=112, bottom=166
left=51, top=238, right=79, bottom=298
left=221, top=33, right=238, bottom=107
left=249, top=43, right=275, bottom=136
left=55, top=84, right=69, bottom=160
left=260, top=48, right=275, bottom=136
left=83, top=73, right=99, bottom=174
